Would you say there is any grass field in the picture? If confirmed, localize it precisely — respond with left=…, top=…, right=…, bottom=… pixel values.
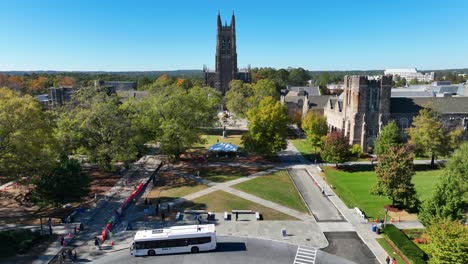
left=146, top=173, right=207, bottom=203
left=323, top=165, right=441, bottom=219
left=232, top=170, right=309, bottom=213
left=376, top=238, right=406, bottom=264
left=186, top=190, right=297, bottom=220
left=290, top=138, right=318, bottom=161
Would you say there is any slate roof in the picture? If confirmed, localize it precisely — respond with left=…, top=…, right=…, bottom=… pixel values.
left=308, top=96, right=334, bottom=110
left=391, top=97, right=468, bottom=114
left=287, top=86, right=321, bottom=96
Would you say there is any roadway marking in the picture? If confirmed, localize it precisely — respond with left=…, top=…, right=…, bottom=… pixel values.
left=293, top=246, right=317, bottom=264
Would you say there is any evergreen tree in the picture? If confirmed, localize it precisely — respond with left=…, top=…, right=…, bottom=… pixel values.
left=375, top=121, right=403, bottom=156
left=372, top=144, right=419, bottom=209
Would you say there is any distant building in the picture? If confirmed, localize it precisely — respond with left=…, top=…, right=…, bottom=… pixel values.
left=283, top=75, right=468, bottom=151
left=94, top=80, right=137, bottom=92
left=384, top=68, right=434, bottom=82
left=203, top=12, right=251, bottom=94
left=35, top=94, right=49, bottom=108
left=327, top=83, right=344, bottom=94
left=48, top=86, right=77, bottom=107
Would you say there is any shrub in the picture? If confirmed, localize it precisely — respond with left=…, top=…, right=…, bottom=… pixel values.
left=0, top=229, right=41, bottom=258
left=350, top=144, right=362, bottom=158
left=383, top=225, right=428, bottom=264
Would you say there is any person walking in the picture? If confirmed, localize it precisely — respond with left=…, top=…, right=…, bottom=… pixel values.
left=321, top=187, right=325, bottom=196
left=155, top=204, right=159, bottom=215
left=167, top=203, right=170, bottom=213
left=161, top=213, right=165, bottom=223
left=385, top=256, right=390, bottom=264
left=392, top=257, right=397, bottom=264
left=60, top=235, right=65, bottom=246
left=94, top=237, right=100, bottom=250
left=235, top=212, right=238, bottom=221
left=48, top=217, right=53, bottom=235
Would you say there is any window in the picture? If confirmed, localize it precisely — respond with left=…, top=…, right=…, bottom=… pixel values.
left=399, top=118, right=409, bottom=130
left=189, top=236, right=211, bottom=245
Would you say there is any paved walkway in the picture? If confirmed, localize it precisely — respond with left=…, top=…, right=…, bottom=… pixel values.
left=33, top=156, right=162, bottom=264
left=288, top=168, right=343, bottom=221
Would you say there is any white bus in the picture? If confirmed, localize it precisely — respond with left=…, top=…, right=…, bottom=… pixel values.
left=130, top=224, right=217, bottom=256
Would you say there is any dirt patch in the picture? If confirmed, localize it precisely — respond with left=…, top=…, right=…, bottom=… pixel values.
left=0, top=168, right=121, bottom=226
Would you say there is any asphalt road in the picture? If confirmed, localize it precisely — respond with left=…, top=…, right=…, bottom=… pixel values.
left=92, top=236, right=298, bottom=264
left=322, top=232, right=379, bottom=264
left=288, top=168, right=343, bottom=221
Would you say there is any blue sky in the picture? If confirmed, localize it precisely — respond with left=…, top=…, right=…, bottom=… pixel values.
left=1, top=0, right=467, bottom=71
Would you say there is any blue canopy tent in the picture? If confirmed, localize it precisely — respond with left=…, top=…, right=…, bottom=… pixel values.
left=208, top=142, right=239, bottom=153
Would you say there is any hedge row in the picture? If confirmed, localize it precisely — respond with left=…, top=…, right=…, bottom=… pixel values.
left=383, top=224, right=428, bottom=264
left=0, top=229, right=41, bottom=258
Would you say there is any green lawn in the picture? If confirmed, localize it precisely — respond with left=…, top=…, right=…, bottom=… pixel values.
left=290, top=138, right=318, bottom=161
left=186, top=190, right=297, bottom=220
left=376, top=238, right=406, bottom=264
left=232, top=170, right=309, bottom=213
left=323, top=165, right=441, bottom=219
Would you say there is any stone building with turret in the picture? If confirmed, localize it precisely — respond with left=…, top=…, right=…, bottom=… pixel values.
left=203, top=12, right=251, bottom=94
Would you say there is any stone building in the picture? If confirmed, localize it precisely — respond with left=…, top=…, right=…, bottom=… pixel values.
left=203, top=12, right=251, bottom=94
left=282, top=75, right=468, bottom=152
left=324, top=76, right=392, bottom=151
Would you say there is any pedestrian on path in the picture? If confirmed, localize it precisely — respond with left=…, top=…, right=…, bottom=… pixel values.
left=60, top=235, right=65, bottom=246
left=161, top=213, right=165, bottom=223
left=144, top=198, right=148, bottom=205
left=155, top=204, right=159, bottom=215
left=385, top=256, right=390, bottom=264
left=392, top=257, right=396, bottom=264
left=148, top=199, right=152, bottom=206
left=167, top=203, right=170, bottom=213
left=321, top=186, right=325, bottom=196
left=94, top=237, right=100, bottom=250
left=72, top=250, right=77, bottom=262
left=48, top=217, right=53, bottom=235
left=235, top=212, right=238, bottom=221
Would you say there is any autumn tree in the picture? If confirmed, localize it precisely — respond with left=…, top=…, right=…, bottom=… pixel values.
left=242, top=97, right=289, bottom=155
left=321, top=132, right=351, bottom=167
left=34, top=157, right=90, bottom=204
left=426, top=219, right=468, bottom=264
left=0, top=87, right=56, bottom=179
left=419, top=142, right=468, bottom=226
left=375, top=121, right=404, bottom=156
left=407, top=108, right=448, bottom=167
left=301, top=111, right=328, bottom=156
left=371, top=144, right=419, bottom=209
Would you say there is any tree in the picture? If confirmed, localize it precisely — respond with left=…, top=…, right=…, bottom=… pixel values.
left=288, top=68, right=309, bottom=86
left=56, top=88, right=142, bottom=170
left=426, top=219, right=468, bottom=264
left=225, top=80, right=253, bottom=117
left=321, top=132, right=351, bottom=167
left=418, top=143, right=468, bottom=225
left=136, top=86, right=221, bottom=160
left=242, top=97, right=289, bottom=155
left=407, top=108, right=448, bottom=167
left=301, top=111, right=328, bottom=156
left=34, top=157, right=90, bottom=204
left=375, top=121, right=403, bottom=156
left=371, top=144, right=419, bottom=209
left=0, top=87, right=56, bottom=179
left=251, top=79, right=279, bottom=100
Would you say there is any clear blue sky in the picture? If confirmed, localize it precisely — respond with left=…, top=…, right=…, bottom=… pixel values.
left=1, top=0, right=467, bottom=71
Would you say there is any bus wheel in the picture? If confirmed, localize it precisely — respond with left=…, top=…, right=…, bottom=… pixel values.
left=191, top=247, right=199, bottom=253
left=148, top=250, right=155, bottom=256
